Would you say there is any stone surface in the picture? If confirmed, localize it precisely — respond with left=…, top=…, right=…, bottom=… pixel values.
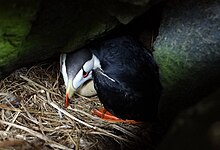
left=0, top=0, right=158, bottom=79
left=154, top=0, right=220, bottom=124
left=0, top=0, right=40, bottom=77
left=157, top=89, right=220, bottom=150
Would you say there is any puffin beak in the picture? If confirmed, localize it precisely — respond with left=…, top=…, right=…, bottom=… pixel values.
left=65, top=80, right=75, bottom=108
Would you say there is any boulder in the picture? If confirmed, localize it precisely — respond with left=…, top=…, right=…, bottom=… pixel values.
left=0, top=0, right=39, bottom=78
left=0, top=0, right=158, bottom=78
left=154, top=0, right=220, bottom=124
left=157, top=89, right=220, bottom=150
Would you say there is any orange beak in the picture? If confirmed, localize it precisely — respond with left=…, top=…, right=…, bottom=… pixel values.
left=65, top=93, right=69, bottom=108
left=65, top=80, right=75, bottom=108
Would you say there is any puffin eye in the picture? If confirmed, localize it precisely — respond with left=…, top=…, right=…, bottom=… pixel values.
left=82, top=68, right=89, bottom=78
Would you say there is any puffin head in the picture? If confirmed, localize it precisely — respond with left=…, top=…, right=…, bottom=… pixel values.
left=60, top=48, right=100, bottom=107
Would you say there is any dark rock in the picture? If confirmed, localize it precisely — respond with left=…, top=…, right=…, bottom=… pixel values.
left=157, top=89, right=220, bottom=150
left=154, top=0, right=220, bottom=125
left=0, top=0, right=40, bottom=78
left=0, top=0, right=159, bottom=79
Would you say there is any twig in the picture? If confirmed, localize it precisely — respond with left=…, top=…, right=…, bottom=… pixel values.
left=110, top=124, right=141, bottom=140
left=0, top=120, right=49, bottom=141
left=6, top=111, right=20, bottom=131
left=49, top=101, right=96, bottom=129
left=68, top=107, right=101, bottom=121
left=46, top=100, right=127, bottom=141
left=21, top=102, right=39, bottom=125
left=20, top=75, right=60, bottom=96
left=0, top=104, right=21, bottom=112
left=46, top=92, right=63, bottom=119
left=0, top=93, right=8, bottom=96
left=1, top=109, right=5, bottom=121
left=0, top=120, right=72, bottom=150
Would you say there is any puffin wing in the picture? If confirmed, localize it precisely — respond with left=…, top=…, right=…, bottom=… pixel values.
left=92, top=68, right=140, bottom=120
left=91, top=36, right=161, bottom=121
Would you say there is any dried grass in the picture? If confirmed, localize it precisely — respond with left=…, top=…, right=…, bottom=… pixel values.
left=0, top=63, right=158, bottom=150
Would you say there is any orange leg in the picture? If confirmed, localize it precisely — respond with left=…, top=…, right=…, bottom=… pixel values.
left=92, top=107, right=140, bottom=124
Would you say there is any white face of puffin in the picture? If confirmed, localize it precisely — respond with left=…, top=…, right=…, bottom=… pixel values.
left=60, top=51, right=100, bottom=107
left=60, top=53, right=100, bottom=88
left=60, top=53, right=68, bottom=86
left=72, top=56, right=94, bottom=89
left=72, top=54, right=101, bottom=89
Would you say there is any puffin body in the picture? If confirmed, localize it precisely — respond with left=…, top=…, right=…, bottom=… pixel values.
left=61, top=36, right=162, bottom=122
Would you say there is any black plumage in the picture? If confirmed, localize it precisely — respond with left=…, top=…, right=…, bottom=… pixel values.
left=90, top=36, right=162, bottom=121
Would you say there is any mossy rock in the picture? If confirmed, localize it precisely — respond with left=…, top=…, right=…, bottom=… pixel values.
left=0, top=0, right=157, bottom=78
left=154, top=0, right=220, bottom=124
left=0, top=0, right=40, bottom=77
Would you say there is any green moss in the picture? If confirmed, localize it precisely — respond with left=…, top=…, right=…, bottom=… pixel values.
left=155, top=46, right=190, bottom=89
left=0, top=39, right=16, bottom=65
left=0, top=0, right=40, bottom=67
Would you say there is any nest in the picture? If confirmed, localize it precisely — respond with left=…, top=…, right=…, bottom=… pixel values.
left=0, top=62, right=161, bottom=150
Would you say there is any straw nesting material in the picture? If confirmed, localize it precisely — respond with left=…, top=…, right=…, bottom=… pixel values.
left=0, top=63, right=155, bottom=150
